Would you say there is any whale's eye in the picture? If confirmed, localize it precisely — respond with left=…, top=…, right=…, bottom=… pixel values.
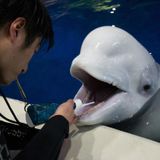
left=143, top=84, right=151, bottom=92
left=138, top=66, right=157, bottom=95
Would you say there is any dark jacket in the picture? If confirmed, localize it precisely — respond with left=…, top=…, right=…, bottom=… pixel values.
left=0, top=115, right=69, bottom=160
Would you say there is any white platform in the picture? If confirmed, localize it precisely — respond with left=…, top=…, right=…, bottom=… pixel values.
left=0, top=96, right=160, bottom=160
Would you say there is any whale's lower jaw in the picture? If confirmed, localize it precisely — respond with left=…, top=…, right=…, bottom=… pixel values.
left=75, top=91, right=127, bottom=126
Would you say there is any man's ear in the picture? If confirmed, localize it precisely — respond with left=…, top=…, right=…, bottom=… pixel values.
left=9, top=17, right=26, bottom=43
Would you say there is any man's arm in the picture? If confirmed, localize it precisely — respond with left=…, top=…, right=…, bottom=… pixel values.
left=14, top=115, right=69, bottom=160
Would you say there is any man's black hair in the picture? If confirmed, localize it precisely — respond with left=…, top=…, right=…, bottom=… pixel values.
left=0, top=0, right=54, bottom=49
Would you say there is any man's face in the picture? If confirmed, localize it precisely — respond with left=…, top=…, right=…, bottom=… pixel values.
left=0, top=37, right=41, bottom=85
left=0, top=18, right=41, bottom=85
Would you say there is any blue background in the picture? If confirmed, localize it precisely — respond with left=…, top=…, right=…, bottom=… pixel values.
left=2, top=0, right=160, bottom=104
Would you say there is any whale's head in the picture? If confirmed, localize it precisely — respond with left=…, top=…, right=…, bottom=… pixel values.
left=70, top=26, right=160, bottom=126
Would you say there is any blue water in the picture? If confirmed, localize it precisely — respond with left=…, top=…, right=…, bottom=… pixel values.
left=2, top=0, right=160, bottom=104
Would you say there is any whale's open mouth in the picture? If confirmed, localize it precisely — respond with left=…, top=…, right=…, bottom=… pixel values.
left=74, top=71, right=125, bottom=118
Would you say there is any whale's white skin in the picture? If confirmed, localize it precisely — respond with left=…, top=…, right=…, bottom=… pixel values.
left=70, top=26, right=160, bottom=140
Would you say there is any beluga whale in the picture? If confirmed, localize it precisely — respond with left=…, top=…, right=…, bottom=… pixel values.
left=70, top=26, right=160, bottom=141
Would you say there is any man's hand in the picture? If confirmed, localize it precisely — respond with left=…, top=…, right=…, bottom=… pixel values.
left=53, top=99, right=77, bottom=124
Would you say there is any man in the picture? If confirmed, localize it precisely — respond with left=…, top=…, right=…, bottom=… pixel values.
left=0, top=0, right=76, bottom=159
